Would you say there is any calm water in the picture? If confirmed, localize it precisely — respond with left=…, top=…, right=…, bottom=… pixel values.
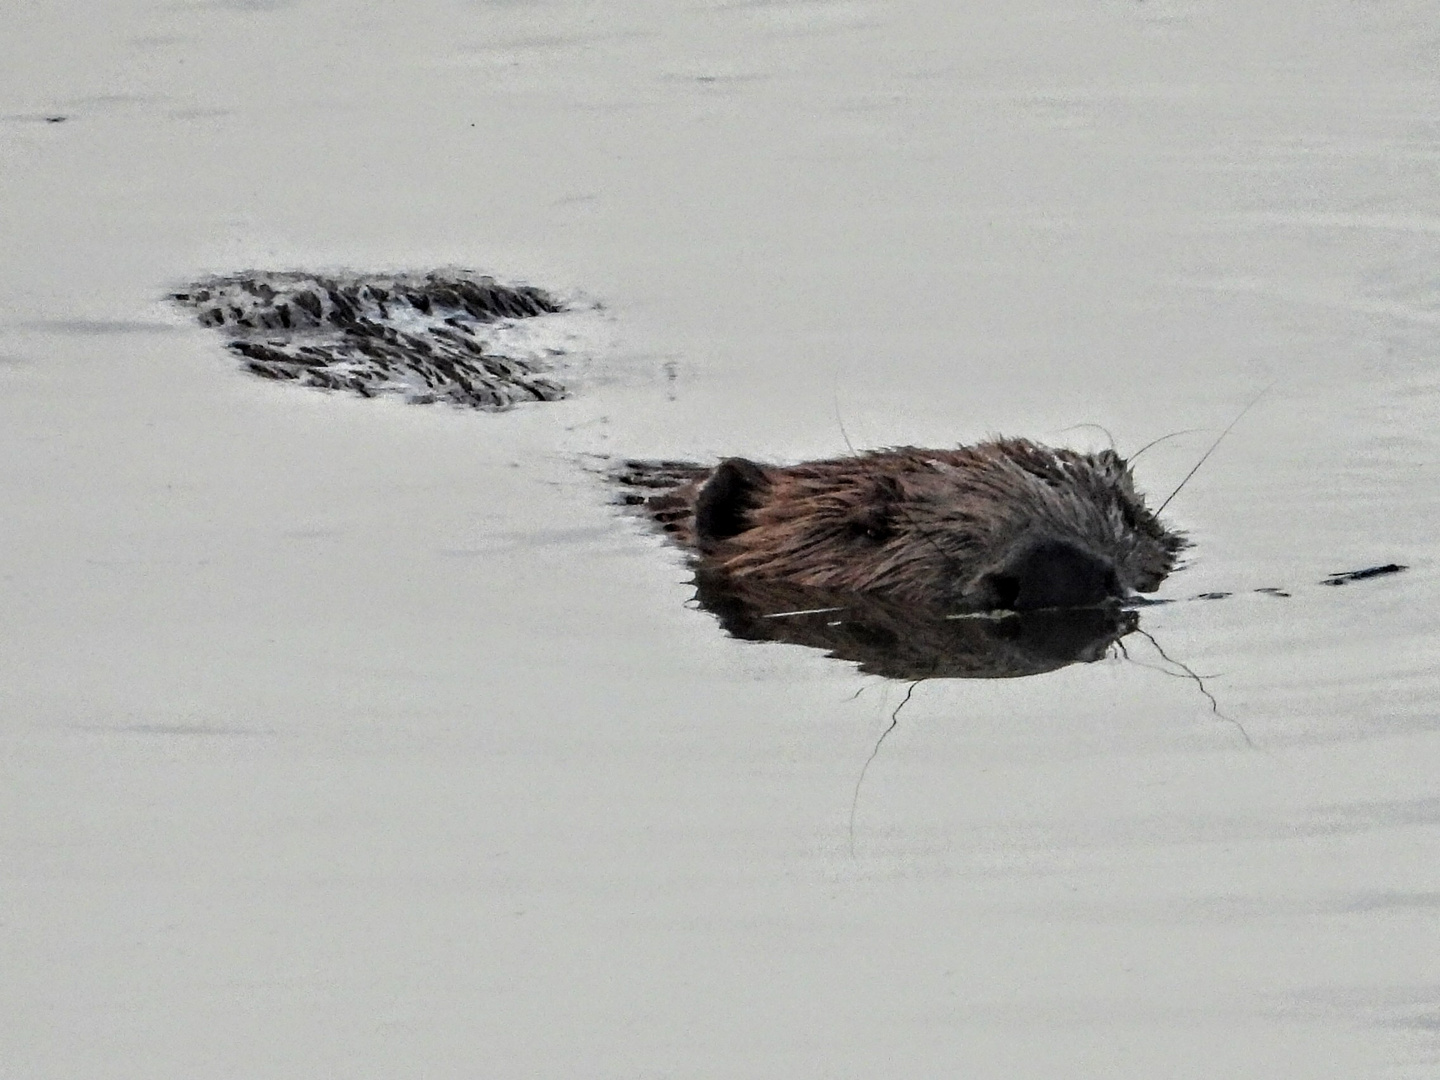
left=3, top=1, right=1438, bottom=1076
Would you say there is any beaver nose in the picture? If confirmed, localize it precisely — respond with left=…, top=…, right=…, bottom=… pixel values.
left=978, top=539, right=1123, bottom=611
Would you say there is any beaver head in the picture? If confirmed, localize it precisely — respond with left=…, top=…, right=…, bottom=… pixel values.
left=625, top=439, right=1187, bottom=612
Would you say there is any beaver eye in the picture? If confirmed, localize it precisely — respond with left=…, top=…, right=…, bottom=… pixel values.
left=842, top=499, right=893, bottom=544
left=846, top=520, right=891, bottom=544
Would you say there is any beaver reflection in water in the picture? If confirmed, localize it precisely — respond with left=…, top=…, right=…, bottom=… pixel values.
left=620, top=439, right=1188, bottom=679
left=692, top=570, right=1142, bottom=680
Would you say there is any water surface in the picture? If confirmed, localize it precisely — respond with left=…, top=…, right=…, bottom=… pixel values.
left=2, top=1, right=1438, bottom=1076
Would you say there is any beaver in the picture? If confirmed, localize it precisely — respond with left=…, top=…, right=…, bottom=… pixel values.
left=619, top=438, right=1188, bottom=613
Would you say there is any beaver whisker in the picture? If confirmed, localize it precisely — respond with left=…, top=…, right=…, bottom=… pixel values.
left=833, top=387, right=859, bottom=459
left=1123, top=595, right=1177, bottom=608
left=1058, top=422, right=1116, bottom=452
left=1127, top=428, right=1206, bottom=465
left=1156, top=384, right=1271, bottom=515
left=760, top=606, right=846, bottom=618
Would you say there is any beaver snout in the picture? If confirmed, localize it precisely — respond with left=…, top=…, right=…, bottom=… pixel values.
left=973, top=538, right=1123, bottom=612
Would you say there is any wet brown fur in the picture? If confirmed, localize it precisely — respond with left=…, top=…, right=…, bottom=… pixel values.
left=619, top=439, right=1188, bottom=611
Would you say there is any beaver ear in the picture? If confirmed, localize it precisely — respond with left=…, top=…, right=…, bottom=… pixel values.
left=1094, top=449, right=1129, bottom=479
left=695, top=458, right=769, bottom=544
left=1091, top=449, right=1137, bottom=497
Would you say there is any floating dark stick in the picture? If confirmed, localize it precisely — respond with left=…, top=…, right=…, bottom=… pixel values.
left=1321, top=564, right=1408, bottom=587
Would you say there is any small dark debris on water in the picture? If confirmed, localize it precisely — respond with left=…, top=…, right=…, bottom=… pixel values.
left=1321, top=563, right=1408, bottom=587
left=172, top=269, right=577, bottom=410
left=44, top=115, right=69, bottom=123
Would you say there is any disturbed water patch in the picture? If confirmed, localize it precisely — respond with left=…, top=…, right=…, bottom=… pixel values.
left=172, top=269, right=603, bottom=409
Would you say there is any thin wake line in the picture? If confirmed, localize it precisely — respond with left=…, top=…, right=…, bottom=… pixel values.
left=849, top=680, right=920, bottom=858
left=1132, top=627, right=1263, bottom=753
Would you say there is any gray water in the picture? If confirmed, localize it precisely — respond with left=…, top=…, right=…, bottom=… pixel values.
left=2, top=2, right=1438, bottom=1076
